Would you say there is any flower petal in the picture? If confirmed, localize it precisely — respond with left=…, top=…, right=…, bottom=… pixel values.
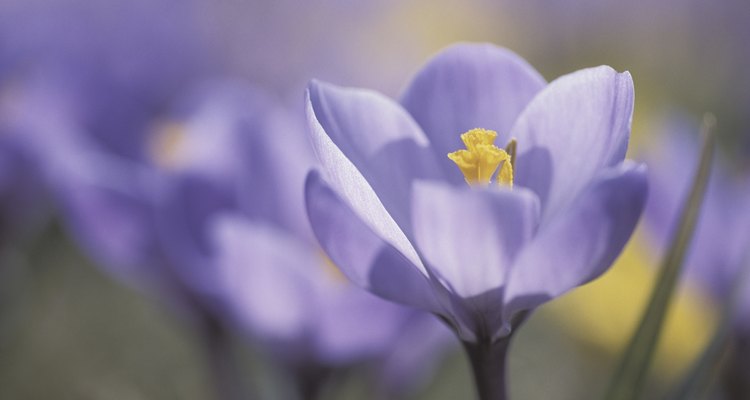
left=156, top=173, right=237, bottom=296
left=512, top=66, right=634, bottom=223
left=377, top=314, right=457, bottom=395
left=314, top=287, right=411, bottom=364
left=210, top=214, right=315, bottom=342
left=411, top=181, right=540, bottom=299
left=305, top=84, right=428, bottom=267
left=212, top=212, right=415, bottom=366
left=642, top=123, right=750, bottom=298
left=503, top=161, right=648, bottom=321
left=236, top=114, right=317, bottom=239
left=411, top=181, right=539, bottom=340
left=307, top=80, right=442, bottom=235
left=400, top=43, right=546, bottom=180
left=52, top=149, right=160, bottom=282
left=640, top=122, right=699, bottom=251
left=304, top=170, right=441, bottom=313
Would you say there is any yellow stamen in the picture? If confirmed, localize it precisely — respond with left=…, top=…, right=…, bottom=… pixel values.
left=447, top=128, right=514, bottom=187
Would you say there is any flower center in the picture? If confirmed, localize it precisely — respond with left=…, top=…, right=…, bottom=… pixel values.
left=149, top=120, right=187, bottom=169
left=447, top=128, right=515, bottom=187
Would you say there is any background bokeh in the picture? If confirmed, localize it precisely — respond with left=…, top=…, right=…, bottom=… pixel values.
left=0, top=1, right=748, bottom=399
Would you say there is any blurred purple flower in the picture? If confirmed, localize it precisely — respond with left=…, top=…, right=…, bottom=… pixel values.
left=0, top=0, right=219, bottom=160
left=639, top=117, right=750, bottom=398
left=0, top=2, right=459, bottom=396
left=145, top=83, right=456, bottom=397
left=0, top=0, right=219, bottom=250
left=641, top=117, right=750, bottom=317
left=305, top=43, right=648, bottom=346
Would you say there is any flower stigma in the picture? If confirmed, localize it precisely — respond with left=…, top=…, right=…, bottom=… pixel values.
left=447, top=128, right=514, bottom=187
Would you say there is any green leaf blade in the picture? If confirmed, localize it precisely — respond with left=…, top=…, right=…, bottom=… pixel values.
left=603, top=115, right=717, bottom=400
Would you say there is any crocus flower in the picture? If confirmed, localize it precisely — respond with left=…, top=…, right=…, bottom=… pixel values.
left=0, top=0, right=219, bottom=267
left=0, top=0, right=219, bottom=160
left=642, top=118, right=750, bottom=313
left=304, top=43, right=648, bottom=399
left=144, top=83, right=455, bottom=399
left=640, top=116, right=750, bottom=399
left=35, top=80, right=264, bottom=399
left=0, top=2, right=462, bottom=397
left=48, top=82, right=445, bottom=398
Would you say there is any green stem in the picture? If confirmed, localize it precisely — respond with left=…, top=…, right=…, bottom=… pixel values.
left=723, top=332, right=750, bottom=400
left=604, top=114, right=716, bottom=400
left=293, top=365, right=331, bottom=400
left=200, top=314, right=247, bottom=400
left=463, top=338, right=511, bottom=400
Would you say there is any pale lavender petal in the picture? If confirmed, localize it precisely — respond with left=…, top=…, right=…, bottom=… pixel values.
left=401, top=43, right=546, bottom=180
left=151, top=89, right=247, bottom=181
left=411, top=181, right=540, bottom=299
left=639, top=118, right=699, bottom=250
left=210, top=214, right=315, bottom=342
left=306, top=80, right=442, bottom=235
left=51, top=148, right=161, bottom=282
left=314, top=286, right=411, bottom=364
left=173, top=82, right=319, bottom=238
left=512, top=66, right=634, bottom=223
left=62, top=182, right=154, bottom=274
left=674, top=165, right=746, bottom=296
left=642, top=123, right=750, bottom=299
left=156, top=173, right=237, bottom=296
left=305, top=86, right=426, bottom=270
left=304, top=170, right=441, bottom=313
left=504, top=161, right=648, bottom=321
left=411, top=181, right=539, bottom=339
left=238, top=111, right=317, bottom=240
left=377, top=313, right=458, bottom=396
left=211, top=211, right=416, bottom=366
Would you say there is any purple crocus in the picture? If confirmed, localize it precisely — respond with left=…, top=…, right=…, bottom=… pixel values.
left=149, top=83, right=455, bottom=399
left=0, top=0, right=219, bottom=267
left=640, top=116, right=750, bottom=399
left=304, top=43, right=648, bottom=399
left=20, top=77, right=251, bottom=397
left=0, top=0, right=219, bottom=160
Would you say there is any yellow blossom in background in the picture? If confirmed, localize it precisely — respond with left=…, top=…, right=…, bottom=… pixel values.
left=543, top=232, right=717, bottom=380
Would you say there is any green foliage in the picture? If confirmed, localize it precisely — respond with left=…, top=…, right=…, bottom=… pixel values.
left=604, top=115, right=717, bottom=400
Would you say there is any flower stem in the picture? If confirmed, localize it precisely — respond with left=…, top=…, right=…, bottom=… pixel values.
left=201, top=314, right=248, bottom=400
left=294, top=365, right=331, bottom=400
left=462, top=338, right=511, bottom=400
left=723, top=331, right=750, bottom=399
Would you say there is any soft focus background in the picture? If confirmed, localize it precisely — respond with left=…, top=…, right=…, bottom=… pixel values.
left=0, top=1, right=748, bottom=399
